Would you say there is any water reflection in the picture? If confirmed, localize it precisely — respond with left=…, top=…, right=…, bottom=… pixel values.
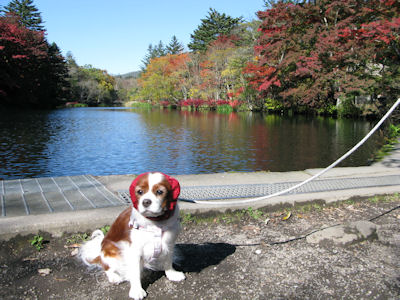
left=0, top=107, right=382, bottom=179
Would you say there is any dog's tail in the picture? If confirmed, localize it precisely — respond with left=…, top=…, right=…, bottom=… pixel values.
left=80, top=229, right=104, bottom=267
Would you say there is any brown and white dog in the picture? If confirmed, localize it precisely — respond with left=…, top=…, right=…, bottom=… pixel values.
left=80, top=172, right=185, bottom=299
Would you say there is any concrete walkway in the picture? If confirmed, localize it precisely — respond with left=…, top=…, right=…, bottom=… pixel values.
left=0, top=140, right=399, bottom=240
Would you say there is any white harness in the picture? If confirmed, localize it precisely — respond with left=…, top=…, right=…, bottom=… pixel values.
left=129, top=219, right=164, bottom=260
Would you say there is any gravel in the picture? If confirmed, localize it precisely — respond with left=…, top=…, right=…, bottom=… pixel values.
left=0, top=196, right=399, bottom=299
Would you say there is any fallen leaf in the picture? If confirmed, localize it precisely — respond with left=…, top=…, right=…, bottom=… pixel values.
left=71, top=248, right=79, bottom=256
left=54, top=278, right=68, bottom=282
left=243, top=225, right=260, bottom=232
left=38, top=268, right=51, bottom=276
left=23, top=257, right=38, bottom=262
left=64, top=243, right=81, bottom=248
left=282, top=212, right=292, bottom=221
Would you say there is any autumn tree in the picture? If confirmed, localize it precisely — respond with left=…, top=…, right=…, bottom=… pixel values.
left=196, top=35, right=239, bottom=100
left=2, top=0, right=44, bottom=31
left=188, top=8, right=243, bottom=52
left=138, top=53, right=190, bottom=103
left=0, top=14, right=68, bottom=108
left=246, top=0, right=400, bottom=114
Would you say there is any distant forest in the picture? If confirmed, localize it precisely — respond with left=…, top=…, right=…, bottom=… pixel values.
left=1, top=0, right=399, bottom=118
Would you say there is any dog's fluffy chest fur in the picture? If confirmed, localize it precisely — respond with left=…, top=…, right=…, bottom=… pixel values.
left=128, top=210, right=180, bottom=270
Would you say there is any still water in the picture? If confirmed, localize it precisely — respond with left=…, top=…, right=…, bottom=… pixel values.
left=0, top=107, right=383, bottom=180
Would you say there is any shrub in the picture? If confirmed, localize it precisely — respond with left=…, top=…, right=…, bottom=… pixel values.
left=337, top=96, right=361, bottom=118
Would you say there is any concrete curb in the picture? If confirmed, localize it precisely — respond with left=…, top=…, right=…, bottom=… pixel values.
left=1, top=184, right=399, bottom=241
left=0, top=206, right=126, bottom=240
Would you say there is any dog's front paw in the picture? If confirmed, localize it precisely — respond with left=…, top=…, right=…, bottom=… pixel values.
left=129, top=287, right=147, bottom=300
left=106, top=271, right=123, bottom=284
left=165, top=269, right=186, bottom=282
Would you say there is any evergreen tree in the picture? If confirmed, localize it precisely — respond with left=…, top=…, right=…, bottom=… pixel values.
left=141, top=41, right=166, bottom=70
left=2, top=0, right=44, bottom=31
left=154, top=40, right=166, bottom=57
left=166, top=35, right=184, bottom=54
left=141, top=44, right=155, bottom=70
left=188, top=8, right=242, bottom=52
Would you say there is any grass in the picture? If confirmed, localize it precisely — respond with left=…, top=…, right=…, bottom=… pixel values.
left=367, top=193, right=399, bottom=204
left=216, top=104, right=233, bottom=113
left=180, top=207, right=266, bottom=225
left=180, top=193, right=400, bottom=226
left=131, top=102, right=153, bottom=109
left=65, top=225, right=110, bottom=245
left=66, top=233, right=90, bottom=244
left=30, top=235, right=45, bottom=251
left=374, top=124, right=400, bottom=161
left=101, top=225, right=110, bottom=235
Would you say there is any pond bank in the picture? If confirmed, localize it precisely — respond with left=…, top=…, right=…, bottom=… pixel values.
left=1, top=144, right=399, bottom=240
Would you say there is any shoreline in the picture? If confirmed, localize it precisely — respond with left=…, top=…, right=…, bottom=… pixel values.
left=0, top=139, right=398, bottom=240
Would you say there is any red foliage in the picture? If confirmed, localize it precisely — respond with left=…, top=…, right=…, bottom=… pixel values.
left=209, top=34, right=240, bottom=50
left=243, top=63, right=280, bottom=91
left=0, top=14, right=51, bottom=105
left=228, top=99, right=241, bottom=108
left=180, top=98, right=205, bottom=108
left=160, top=100, right=170, bottom=107
left=245, top=0, right=400, bottom=107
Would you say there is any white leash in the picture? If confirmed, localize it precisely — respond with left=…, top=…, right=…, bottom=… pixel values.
left=191, top=98, right=400, bottom=205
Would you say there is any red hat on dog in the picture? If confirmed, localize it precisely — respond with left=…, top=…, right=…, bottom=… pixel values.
left=129, top=172, right=180, bottom=214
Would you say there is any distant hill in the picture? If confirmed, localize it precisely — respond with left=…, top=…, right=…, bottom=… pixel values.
left=114, top=71, right=141, bottom=79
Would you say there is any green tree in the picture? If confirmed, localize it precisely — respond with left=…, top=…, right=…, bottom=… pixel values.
left=141, top=40, right=166, bottom=70
left=2, top=0, right=44, bottom=31
left=66, top=54, right=118, bottom=106
left=36, top=42, right=69, bottom=106
left=154, top=40, right=166, bottom=57
left=188, top=8, right=243, bottom=52
left=166, top=35, right=184, bottom=54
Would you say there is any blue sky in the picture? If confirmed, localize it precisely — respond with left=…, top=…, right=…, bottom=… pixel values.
left=1, top=0, right=266, bottom=75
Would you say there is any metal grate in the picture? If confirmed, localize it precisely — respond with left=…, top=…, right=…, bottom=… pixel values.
left=118, top=191, right=132, bottom=204
left=1, top=175, right=125, bottom=217
left=118, top=175, right=400, bottom=202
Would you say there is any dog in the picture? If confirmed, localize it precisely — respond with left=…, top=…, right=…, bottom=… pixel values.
left=80, top=172, right=185, bottom=299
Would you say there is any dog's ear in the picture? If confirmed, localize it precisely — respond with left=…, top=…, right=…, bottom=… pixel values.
left=164, top=173, right=180, bottom=202
left=162, top=173, right=180, bottom=212
left=129, top=173, right=149, bottom=209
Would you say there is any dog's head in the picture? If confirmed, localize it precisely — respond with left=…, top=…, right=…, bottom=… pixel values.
left=129, top=172, right=180, bottom=220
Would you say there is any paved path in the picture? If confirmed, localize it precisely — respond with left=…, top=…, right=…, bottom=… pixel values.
left=0, top=175, right=124, bottom=217
left=0, top=140, right=399, bottom=239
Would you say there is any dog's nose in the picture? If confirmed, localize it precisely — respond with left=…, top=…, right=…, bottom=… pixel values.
left=142, top=199, right=152, bottom=208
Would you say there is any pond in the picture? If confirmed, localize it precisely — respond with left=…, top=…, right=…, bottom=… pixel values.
left=0, top=107, right=383, bottom=180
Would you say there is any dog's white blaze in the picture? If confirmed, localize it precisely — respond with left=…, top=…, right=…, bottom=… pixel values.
left=139, top=172, right=165, bottom=214
left=148, top=172, right=163, bottom=190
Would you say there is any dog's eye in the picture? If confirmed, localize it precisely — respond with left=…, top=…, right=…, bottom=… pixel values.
left=137, top=189, right=143, bottom=195
left=156, top=190, right=164, bottom=195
